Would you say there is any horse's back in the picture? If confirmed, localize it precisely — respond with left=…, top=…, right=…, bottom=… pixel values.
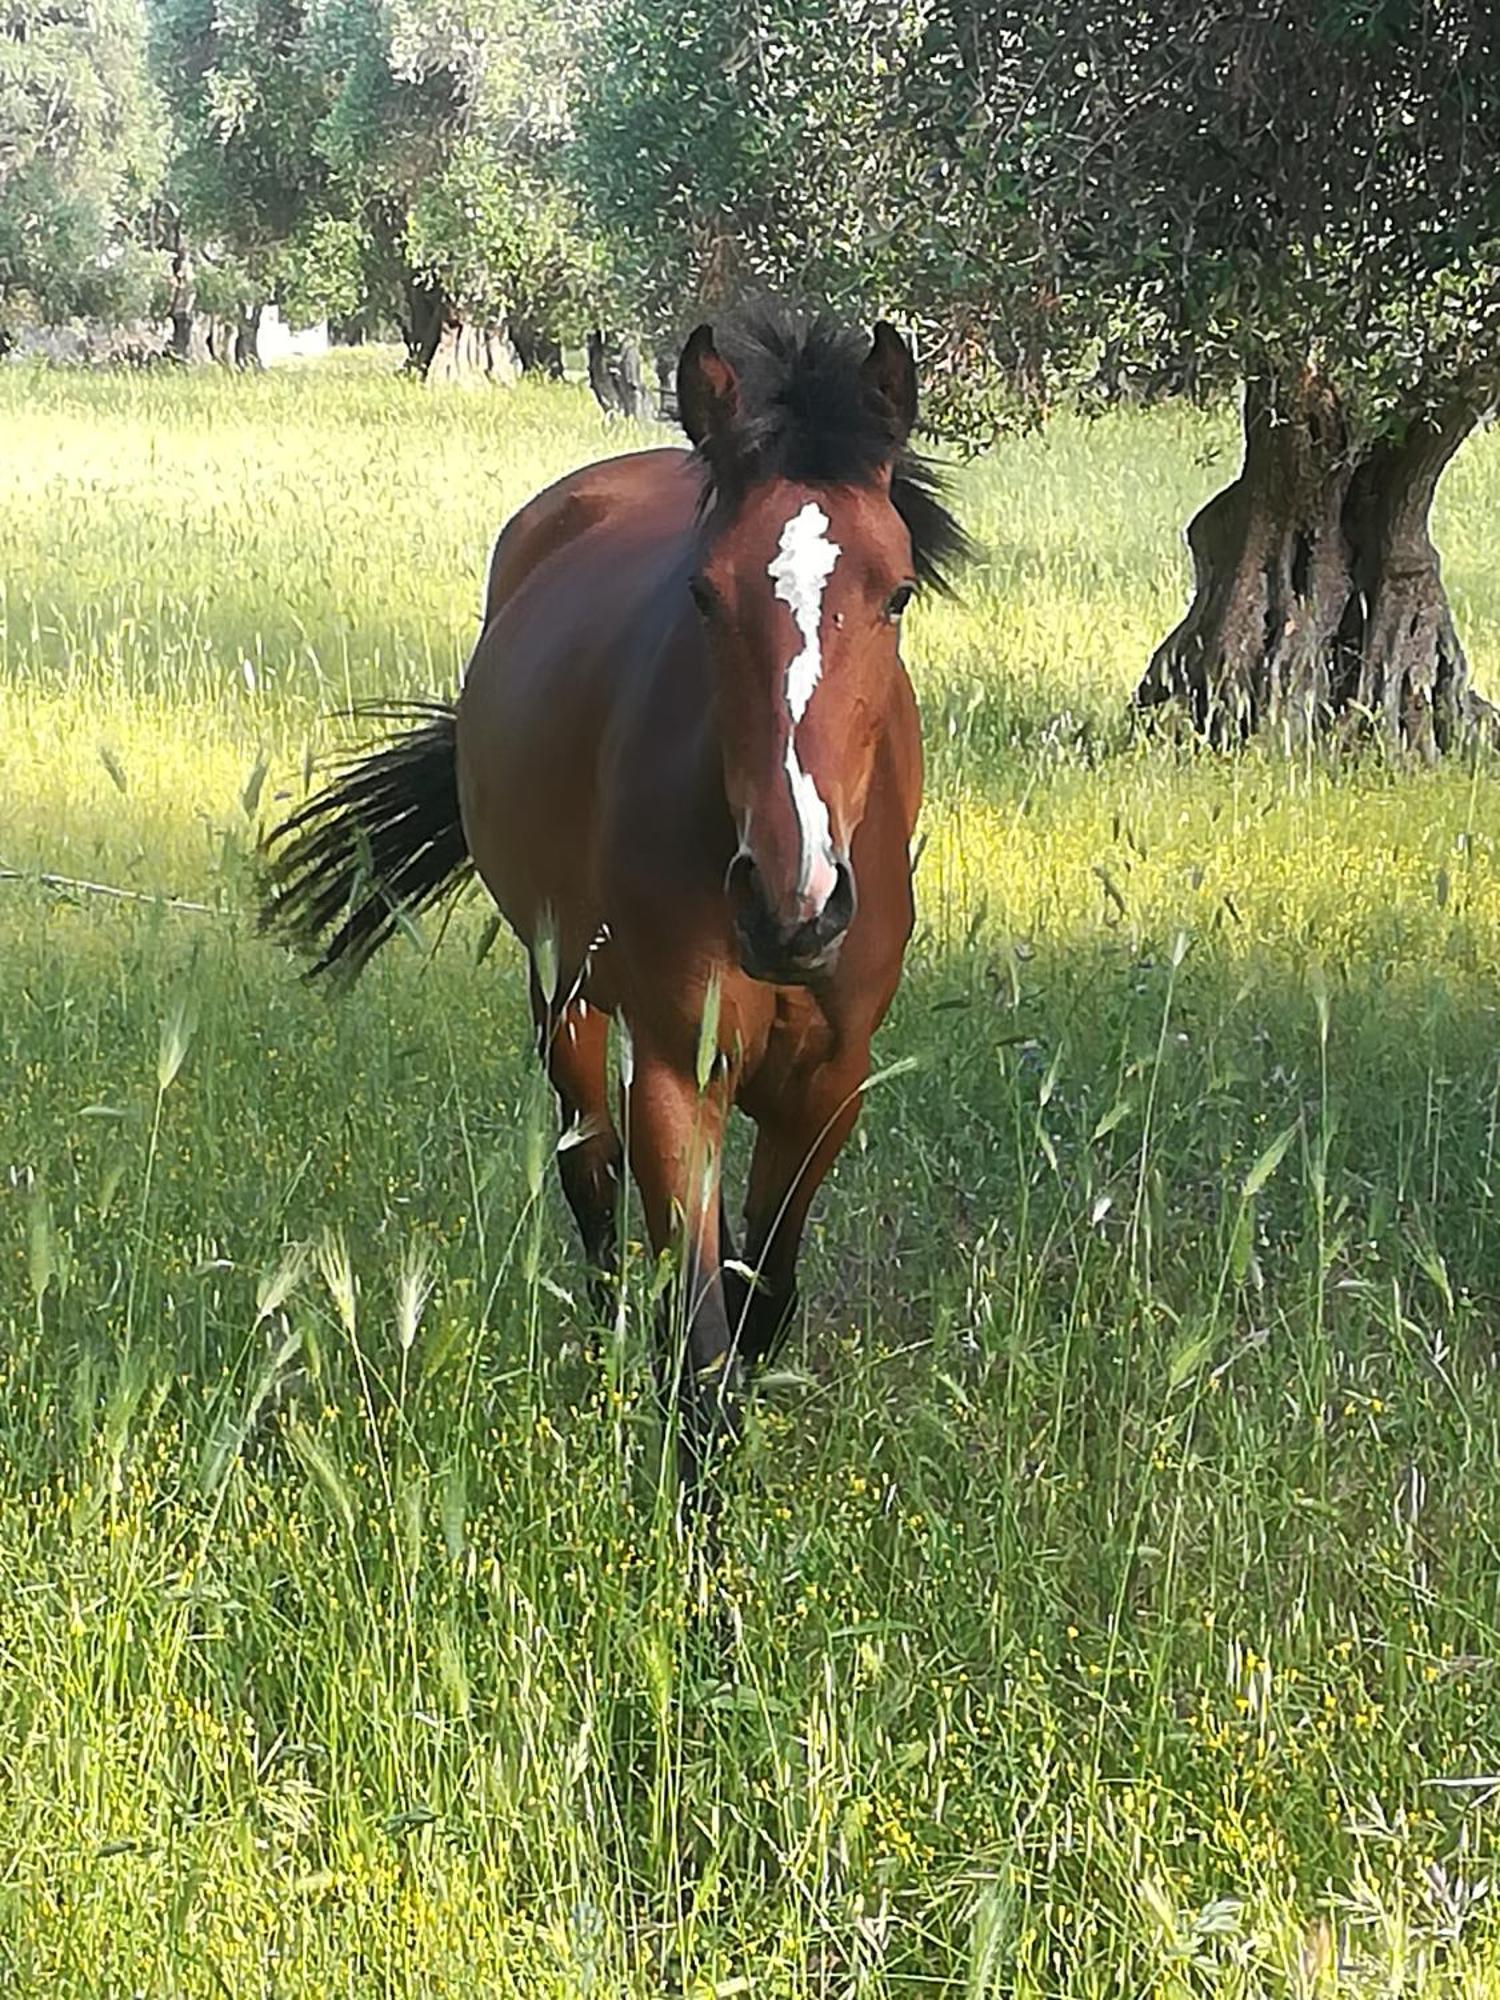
left=480, top=447, right=697, bottom=630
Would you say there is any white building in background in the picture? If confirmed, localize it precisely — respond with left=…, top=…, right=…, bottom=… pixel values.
left=257, top=305, right=329, bottom=365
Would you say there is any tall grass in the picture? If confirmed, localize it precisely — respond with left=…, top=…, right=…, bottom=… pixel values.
left=4, top=358, right=1500, bottom=1994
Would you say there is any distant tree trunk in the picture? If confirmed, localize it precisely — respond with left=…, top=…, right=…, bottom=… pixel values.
left=205, top=316, right=236, bottom=365
left=616, top=339, right=652, bottom=419
left=510, top=322, right=563, bottom=377
left=1136, top=369, right=1494, bottom=757
left=168, top=247, right=207, bottom=364
left=402, top=276, right=519, bottom=386
left=586, top=329, right=614, bottom=410
left=587, top=329, right=655, bottom=420
left=402, top=275, right=448, bottom=376
left=209, top=311, right=262, bottom=368
left=655, top=349, right=677, bottom=424
left=424, top=318, right=521, bottom=387
left=233, top=303, right=264, bottom=369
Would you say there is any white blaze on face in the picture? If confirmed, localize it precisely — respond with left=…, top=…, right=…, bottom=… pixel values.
left=767, top=501, right=841, bottom=909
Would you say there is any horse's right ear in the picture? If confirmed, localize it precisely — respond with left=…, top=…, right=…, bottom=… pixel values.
left=862, top=321, right=918, bottom=446
left=677, top=325, right=740, bottom=457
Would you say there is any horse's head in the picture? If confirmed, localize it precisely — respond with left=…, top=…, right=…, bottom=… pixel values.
left=678, top=316, right=963, bottom=986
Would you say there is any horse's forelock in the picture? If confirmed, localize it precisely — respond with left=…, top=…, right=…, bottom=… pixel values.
left=688, top=309, right=972, bottom=593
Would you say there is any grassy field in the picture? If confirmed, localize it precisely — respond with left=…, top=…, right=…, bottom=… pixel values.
left=5, top=355, right=1500, bottom=1996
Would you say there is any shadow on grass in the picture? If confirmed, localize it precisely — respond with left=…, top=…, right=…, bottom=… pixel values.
left=6, top=878, right=1499, bottom=1379
left=853, top=922, right=1500, bottom=1334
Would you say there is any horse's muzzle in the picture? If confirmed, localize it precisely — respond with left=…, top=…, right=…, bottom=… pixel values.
left=726, top=851, right=857, bottom=984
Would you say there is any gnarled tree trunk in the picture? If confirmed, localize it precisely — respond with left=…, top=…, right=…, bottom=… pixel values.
left=1136, top=370, right=1493, bottom=756
left=1335, top=407, right=1481, bottom=758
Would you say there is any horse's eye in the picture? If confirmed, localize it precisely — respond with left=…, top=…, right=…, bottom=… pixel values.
left=885, top=583, right=916, bottom=621
left=688, top=575, right=715, bottom=619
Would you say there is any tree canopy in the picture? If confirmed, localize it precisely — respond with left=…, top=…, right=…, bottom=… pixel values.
left=575, top=0, right=927, bottom=335
left=910, top=0, right=1500, bottom=431
left=0, top=0, right=165, bottom=325
left=573, top=0, right=1500, bottom=440
left=14, top=0, right=1500, bottom=421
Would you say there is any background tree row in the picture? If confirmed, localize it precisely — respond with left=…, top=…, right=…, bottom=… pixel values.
left=4, top=0, right=1498, bottom=749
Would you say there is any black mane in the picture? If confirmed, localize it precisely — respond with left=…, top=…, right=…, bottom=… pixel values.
left=686, top=310, right=973, bottom=595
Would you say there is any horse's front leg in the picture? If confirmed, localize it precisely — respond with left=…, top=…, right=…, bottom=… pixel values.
left=736, top=1058, right=868, bottom=1370
left=625, top=1047, right=742, bottom=1490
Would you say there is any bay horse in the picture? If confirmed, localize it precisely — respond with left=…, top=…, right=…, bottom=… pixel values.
left=261, top=313, right=968, bottom=1485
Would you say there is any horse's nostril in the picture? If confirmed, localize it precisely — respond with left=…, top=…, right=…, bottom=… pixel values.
left=727, top=847, right=855, bottom=979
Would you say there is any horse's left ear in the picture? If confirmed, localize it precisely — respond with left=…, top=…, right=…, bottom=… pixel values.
left=677, top=324, right=740, bottom=458
left=862, top=321, right=918, bottom=445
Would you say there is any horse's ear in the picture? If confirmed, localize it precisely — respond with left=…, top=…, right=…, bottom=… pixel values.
left=862, top=321, right=918, bottom=445
left=677, top=325, right=740, bottom=455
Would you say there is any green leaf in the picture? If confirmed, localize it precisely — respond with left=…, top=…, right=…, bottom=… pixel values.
left=1038, top=1041, right=1063, bottom=1107
left=1091, top=1097, right=1132, bottom=1142
left=1167, top=1328, right=1214, bottom=1390
left=1228, top=1202, right=1254, bottom=1286
left=533, top=905, right=559, bottom=1006
left=27, top=1187, right=54, bottom=1308
left=695, top=969, right=722, bottom=1093
left=473, top=912, right=503, bottom=966
left=1241, top=1122, right=1298, bottom=1201
left=241, top=752, right=269, bottom=817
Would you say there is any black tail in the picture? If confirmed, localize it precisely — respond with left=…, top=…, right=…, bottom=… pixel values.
left=259, top=700, right=473, bottom=980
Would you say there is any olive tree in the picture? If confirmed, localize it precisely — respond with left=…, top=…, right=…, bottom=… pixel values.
left=907, top=0, right=1500, bottom=752
left=307, top=0, right=603, bottom=379
left=0, top=0, right=165, bottom=334
left=148, top=0, right=363, bottom=359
